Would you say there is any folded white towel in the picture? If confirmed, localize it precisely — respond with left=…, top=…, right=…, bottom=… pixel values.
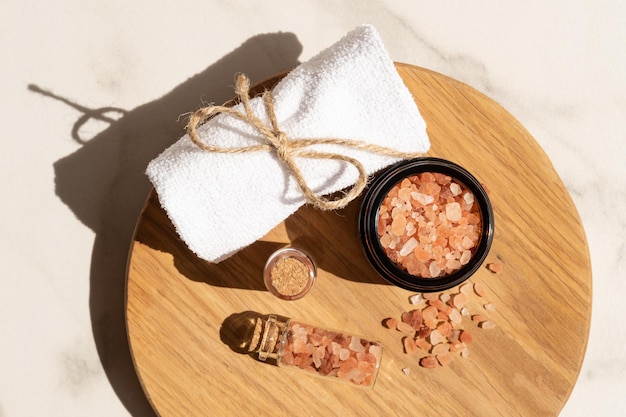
left=146, top=24, right=430, bottom=263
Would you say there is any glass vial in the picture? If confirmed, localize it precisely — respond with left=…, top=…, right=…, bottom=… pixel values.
left=249, top=314, right=383, bottom=388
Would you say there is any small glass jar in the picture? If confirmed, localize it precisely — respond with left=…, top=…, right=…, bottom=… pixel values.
left=249, top=314, right=383, bottom=389
left=263, top=248, right=317, bottom=300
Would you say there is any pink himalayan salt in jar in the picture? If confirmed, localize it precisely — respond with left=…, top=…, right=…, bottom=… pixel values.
left=249, top=315, right=383, bottom=388
left=359, top=157, right=494, bottom=292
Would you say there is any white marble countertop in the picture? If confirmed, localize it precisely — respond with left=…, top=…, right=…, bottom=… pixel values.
left=1, top=1, right=624, bottom=416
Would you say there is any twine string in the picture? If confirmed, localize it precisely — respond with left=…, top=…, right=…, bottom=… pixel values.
left=186, top=73, right=422, bottom=210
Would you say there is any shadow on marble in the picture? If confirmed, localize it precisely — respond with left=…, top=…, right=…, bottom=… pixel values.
left=34, top=32, right=302, bottom=417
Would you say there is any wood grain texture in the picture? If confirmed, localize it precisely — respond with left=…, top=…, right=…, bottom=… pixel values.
left=126, top=63, right=592, bottom=417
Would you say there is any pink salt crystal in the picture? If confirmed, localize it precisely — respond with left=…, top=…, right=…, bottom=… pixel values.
left=459, top=330, right=474, bottom=345
left=423, top=292, right=439, bottom=302
left=380, top=233, right=392, bottom=248
left=445, top=258, right=462, bottom=271
left=473, top=282, right=487, bottom=297
left=463, top=192, right=475, bottom=206
left=429, top=329, right=445, bottom=345
left=420, top=356, right=439, bottom=369
left=449, top=182, right=462, bottom=196
left=451, top=293, right=467, bottom=309
left=436, top=321, right=452, bottom=338
left=472, top=314, right=486, bottom=324
left=448, top=308, right=463, bottom=325
left=484, top=302, right=496, bottom=312
left=403, top=337, right=418, bottom=355
left=436, top=353, right=454, bottom=367
left=415, top=338, right=431, bottom=352
left=391, top=214, right=407, bottom=236
left=411, top=191, right=434, bottom=205
left=398, top=187, right=412, bottom=202
left=431, top=343, right=450, bottom=356
left=459, top=282, right=473, bottom=295
left=449, top=341, right=465, bottom=353
left=459, top=250, right=472, bottom=265
left=480, top=320, right=496, bottom=329
left=349, top=337, right=365, bottom=353
left=445, top=202, right=462, bottom=222
left=409, top=294, right=424, bottom=305
left=339, top=348, right=350, bottom=361
left=384, top=317, right=398, bottom=329
left=399, top=237, right=418, bottom=257
left=396, top=321, right=415, bottom=334
left=404, top=309, right=423, bottom=330
left=429, top=261, right=441, bottom=277
left=461, top=235, right=475, bottom=250
left=368, top=344, right=382, bottom=360
left=312, top=346, right=325, bottom=368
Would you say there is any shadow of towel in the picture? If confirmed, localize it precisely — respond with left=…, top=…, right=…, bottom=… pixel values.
left=37, top=32, right=302, bottom=417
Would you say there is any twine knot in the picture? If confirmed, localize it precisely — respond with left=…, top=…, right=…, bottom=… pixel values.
left=271, top=131, right=289, bottom=160
left=187, top=73, right=423, bottom=211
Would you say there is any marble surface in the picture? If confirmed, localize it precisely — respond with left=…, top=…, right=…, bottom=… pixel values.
left=1, top=1, right=624, bottom=416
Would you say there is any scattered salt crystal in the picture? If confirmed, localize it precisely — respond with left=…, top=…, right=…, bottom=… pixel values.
left=402, top=367, right=411, bottom=375
left=420, top=356, right=439, bottom=369
left=436, top=353, right=454, bottom=367
left=461, top=307, right=470, bottom=316
left=480, top=320, right=496, bottom=329
left=487, top=262, right=503, bottom=274
left=431, top=343, right=450, bottom=355
left=473, top=282, right=486, bottom=297
left=396, top=321, right=415, bottom=334
left=484, top=302, right=496, bottom=311
left=429, top=329, right=445, bottom=345
left=449, top=329, right=461, bottom=343
left=449, top=308, right=462, bottom=325
left=439, top=293, right=450, bottom=303
left=409, top=294, right=424, bottom=305
left=460, top=283, right=472, bottom=295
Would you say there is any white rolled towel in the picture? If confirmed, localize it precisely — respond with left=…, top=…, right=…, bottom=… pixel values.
left=146, top=24, right=430, bottom=263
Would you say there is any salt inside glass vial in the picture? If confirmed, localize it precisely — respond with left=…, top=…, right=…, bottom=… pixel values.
left=249, top=315, right=383, bottom=388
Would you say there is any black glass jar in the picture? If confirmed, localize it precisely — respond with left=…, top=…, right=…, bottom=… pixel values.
left=359, top=157, right=494, bottom=292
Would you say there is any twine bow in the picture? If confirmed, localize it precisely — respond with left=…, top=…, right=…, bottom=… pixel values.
left=187, top=73, right=423, bottom=210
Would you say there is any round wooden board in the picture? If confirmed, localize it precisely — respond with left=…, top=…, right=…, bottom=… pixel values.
left=126, top=63, right=592, bottom=417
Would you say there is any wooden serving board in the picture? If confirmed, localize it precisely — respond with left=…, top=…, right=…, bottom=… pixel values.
left=126, top=63, right=592, bottom=417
